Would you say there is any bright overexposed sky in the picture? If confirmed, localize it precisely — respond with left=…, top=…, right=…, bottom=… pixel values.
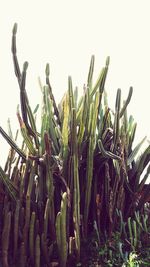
left=0, top=0, right=150, bottom=174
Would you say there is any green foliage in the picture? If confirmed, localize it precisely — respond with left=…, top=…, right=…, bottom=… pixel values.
left=79, top=213, right=150, bottom=266
left=0, top=23, right=149, bottom=266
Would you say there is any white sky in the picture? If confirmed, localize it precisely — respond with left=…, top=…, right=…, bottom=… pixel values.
left=0, top=0, right=150, bottom=178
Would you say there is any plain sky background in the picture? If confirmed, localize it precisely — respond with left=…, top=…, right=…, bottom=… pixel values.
left=0, top=0, right=150, bottom=181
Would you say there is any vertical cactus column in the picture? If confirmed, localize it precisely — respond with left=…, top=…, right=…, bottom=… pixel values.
left=13, top=200, right=20, bottom=261
left=72, top=108, right=80, bottom=258
left=29, top=211, right=36, bottom=265
left=2, top=211, right=11, bottom=267
left=56, top=192, right=68, bottom=267
left=84, top=91, right=99, bottom=236
left=35, top=235, right=40, bottom=267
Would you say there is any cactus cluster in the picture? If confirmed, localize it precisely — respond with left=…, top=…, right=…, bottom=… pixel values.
left=0, top=24, right=149, bottom=266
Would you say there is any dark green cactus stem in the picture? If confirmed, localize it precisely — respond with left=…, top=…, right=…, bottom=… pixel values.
left=142, top=214, right=148, bottom=232
left=0, top=165, right=18, bottom=201
left=127, top=136, right=147, bottom=166
left=41, top=233, right=50, bottom=266
left=13, top=200, right=20, bottom=261
left=120, top=86, right=133, bottom=118
left=7, top=118, right=13, bottom=140
left=56, top=192, right=68, bottom=267
left=11, top=23, right=21, bottom=81
left=45, top=63, right=61, bottom=126
left=56, top=212, right=61, bottom=255
left=135, top=145, right=150, bottom=190
left=20, top=62, right=39, bottom=140
left=60, top=192, right=68, bottom=267
left=44, top=198, right=50, bottom=238
left=62, top=93, right=69, bottom=162
left=2, top=212, right=11, bottom=267
left=84, top=92, right=99, bottom=236
left=29, top=212, right=36, bottom=264
left=139, top=164, right=150, bottom=192
left=20, top=242, right=26, bottom=267
left=26, top=160, right=37, bottom=197
left=17, top=110, right=37, bottom=155
left=133, top=220, right=137, bottom=248
left=35, top=235, right=40, bottom=267
left=104, top=163, right=110, bottom=214
left=113, top=88, right=121, bottom=152
left=87, top=55, right=95, bottom=90
left=12, top=24, right=39, bottom=145
left=77, top=87, right=88, bottom=151
left=134, top=211, right=144, bottom=231
left=99, top=57, right=110, bottom=96
left=68, top=76, right=75, bottom=117
left=128, top=217, right=134, bottom=249
left=44, top=86, right=60, bottom=154
left=0, top=126, right=26, bottom=160
left=98, top=56, right=110, bottom=114
left=90, top=67, right=105, bottom=98
left=72, top=108, right=80, bottom=257
left=90, top=56, right=110, bottom=98
left=128, top=121, right=137, bottom=152
left=98, top=139, right=121, bottom=161
left=23, top=195, right=31, bottom=250
left=117, top=210, right=127, bottom=238
left=44, top=133, right=54, bottom=203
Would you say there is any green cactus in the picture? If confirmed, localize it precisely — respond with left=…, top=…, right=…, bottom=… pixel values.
left=29, top=212, right=36, bottom=264
left=0, top=23, right=149, bottom=267
left=13, top=200, right=20, bottom=261
left=35, top=235, right=40, bottom=267
left=2, top=212, right=11, bottom=267
left=56, top=192, right=68, bottom=267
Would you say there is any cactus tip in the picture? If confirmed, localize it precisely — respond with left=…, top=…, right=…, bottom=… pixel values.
left=91, top=54, right=95, bottom=61
left=129, top=86, right=133, bottom=94
left=23, top=61, right=29, bottom=71
left=13, top=23, right=17, bottom=35
left=106, top=56, right=110, bottom=66
left=117, top=88, right=121, bottom=95
left=45, top=63, right=50, bottom=77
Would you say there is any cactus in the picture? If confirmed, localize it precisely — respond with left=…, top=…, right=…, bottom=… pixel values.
left=56, top=192, right=68, bottom=267
left=2, top=212, right=11, bottom=267
left=29, top=212, right=36, bottom=265
left=20, top=242, right=26, bottom=267
left=0, top=23, right=149, bottom=267
left=13, top=200, right=20, bottom=260
left=35, top=235, right=40, bottom=267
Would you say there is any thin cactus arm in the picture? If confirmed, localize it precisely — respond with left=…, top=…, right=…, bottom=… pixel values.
left=90, top=56, right=110, bottom=98
left=11, top=23, right=21, bottom=81
left=87, top=55, right=95, bottom=90
left=113, top=88, right=121, bottom=152
left=17, top=111, right=37, bottom=155
left=120, top=86, right=133, bottom=118
left=0, top=126, right=26, bottom=160
left=12, top=24, right=39, bottom=141
left=135, top=144, right=150, bottom=179
left=138, top=164, right=150, bottom=191
left=45, top=63, right=61, bottom=126
left=62, top=93, right=69, bottom=159
left=127, top=136, right=147, bottom=166
left=98, top=139, right=121, bottom=161
left=0, top=165, right=18, bottom=201
left=2, top=212, right=11, bottom=267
